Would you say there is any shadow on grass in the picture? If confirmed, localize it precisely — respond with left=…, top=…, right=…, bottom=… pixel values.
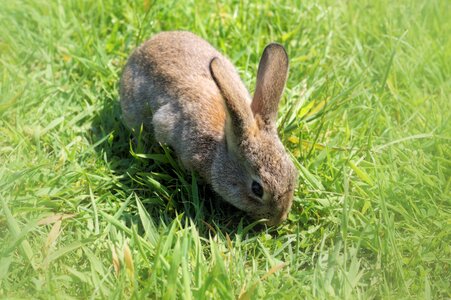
left=89, top=98, right=261, bottom=238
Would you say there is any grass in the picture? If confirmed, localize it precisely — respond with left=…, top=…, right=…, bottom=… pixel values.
left=0, top=0, right=450, bottom=298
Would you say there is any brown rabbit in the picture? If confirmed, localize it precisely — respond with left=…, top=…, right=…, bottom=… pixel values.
left=120, top=31, right=297, bottom=226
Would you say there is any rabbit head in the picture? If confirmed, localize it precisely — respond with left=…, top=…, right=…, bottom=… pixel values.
left=210, top=44, right=298, bottom=226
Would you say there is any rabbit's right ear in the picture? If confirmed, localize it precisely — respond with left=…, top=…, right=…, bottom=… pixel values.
left=210, top=57, right=254, bottom=140
left=251, top=43, right=289, bottom=127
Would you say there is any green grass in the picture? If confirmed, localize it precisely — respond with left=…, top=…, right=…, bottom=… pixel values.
left=1, top=0, right=450, bottom=298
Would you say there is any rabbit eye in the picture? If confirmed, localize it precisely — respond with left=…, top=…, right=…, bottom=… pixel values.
left=251, top=181, right=264, bottom=198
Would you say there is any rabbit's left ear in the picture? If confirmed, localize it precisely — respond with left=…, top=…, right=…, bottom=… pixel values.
left=251, top=43, right=289, bottom=126
left=210, top=57, right=254, bottom=141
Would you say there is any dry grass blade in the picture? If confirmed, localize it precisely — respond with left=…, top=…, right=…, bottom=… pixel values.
left=44, top=219, right=62, bottom=252
left=37, top=214, right=76, bottom=226
left=111, top=245, right=120, bottom=277
left=238, top=262, right=288, bottom=300
left=124, top=242, right=135, bottom=281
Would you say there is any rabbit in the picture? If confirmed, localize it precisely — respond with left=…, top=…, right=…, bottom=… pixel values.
left=120, top=31, right=298, bottom=226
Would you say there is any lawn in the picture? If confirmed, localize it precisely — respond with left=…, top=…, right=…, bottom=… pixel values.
left=1, top=0, right=450, bottom=298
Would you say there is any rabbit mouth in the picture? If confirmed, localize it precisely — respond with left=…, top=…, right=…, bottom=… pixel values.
left=264, top=202, right=291, bottom=226
left=251, top=208, right=288, bottom=226
left=266, top=213, right=288, bottom=226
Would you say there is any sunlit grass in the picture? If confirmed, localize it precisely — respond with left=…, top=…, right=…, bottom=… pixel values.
left=1, top=0, right=450, bottom=298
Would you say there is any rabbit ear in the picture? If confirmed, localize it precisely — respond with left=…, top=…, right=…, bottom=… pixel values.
left=251, top=43, right=289, bottom=126
left=210, top=57, right=254, bottom=140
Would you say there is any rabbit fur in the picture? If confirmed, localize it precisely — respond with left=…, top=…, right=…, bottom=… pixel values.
left=120, top=31, right=298, bottom=225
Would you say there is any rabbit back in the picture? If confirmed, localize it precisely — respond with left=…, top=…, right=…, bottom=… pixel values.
left=120, top=31, right=251, bottom=176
